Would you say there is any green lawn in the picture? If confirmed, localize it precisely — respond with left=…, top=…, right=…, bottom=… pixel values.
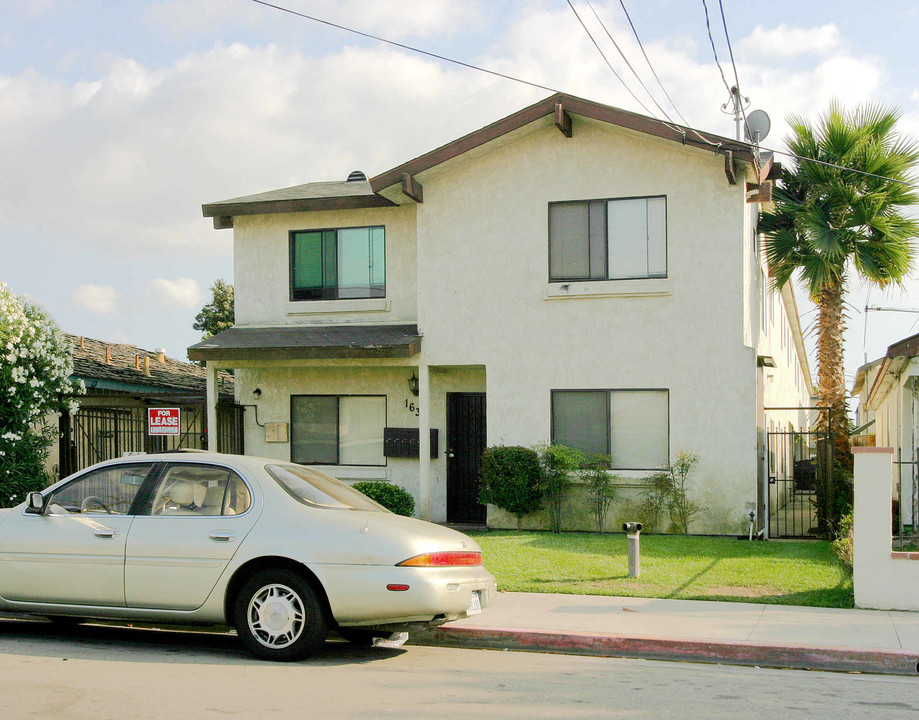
left=470, top=531, right=853, bottom=608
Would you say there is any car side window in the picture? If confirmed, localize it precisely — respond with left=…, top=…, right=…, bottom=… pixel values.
left=146, top=463, right=251, bottom=517
left=46, top=463, right=154, bottom=515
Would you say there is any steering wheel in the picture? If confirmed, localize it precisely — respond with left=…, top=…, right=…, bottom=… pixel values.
left=80, top=495, right=112, bottom=514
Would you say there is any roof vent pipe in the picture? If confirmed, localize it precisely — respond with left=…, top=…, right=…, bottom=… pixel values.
left=155, top=348, right=167, bottom=363
left=346, top=170, right=367, bottom=182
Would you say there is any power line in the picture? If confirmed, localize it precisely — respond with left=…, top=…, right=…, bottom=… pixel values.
left=564, top=0, right=660, bottom=120
left=581, top=0, right=675, bottom=123
left=248, top=0, right=560, bottom=95
left=615, top=0, right=691, bottom=127
left=248, top=0, right=913, bottom=188
left=700, top=0, right=733, bottom=96
left=717, top=0, right=749, bottom=140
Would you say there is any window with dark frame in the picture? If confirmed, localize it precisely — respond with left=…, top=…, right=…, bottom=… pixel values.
left=548, top=196, right=666, bottom=282
left=291, top=395, right=387, bottom=466
left=551, top=389, right=669, bottom=470
left=290, top=226, right=385, bottom=301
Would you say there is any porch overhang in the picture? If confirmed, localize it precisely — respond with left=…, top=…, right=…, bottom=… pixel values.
left=187, top=324, right=422, bottom=362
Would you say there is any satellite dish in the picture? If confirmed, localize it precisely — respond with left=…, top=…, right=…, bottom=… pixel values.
left=745, top=109, right=771, bottom=144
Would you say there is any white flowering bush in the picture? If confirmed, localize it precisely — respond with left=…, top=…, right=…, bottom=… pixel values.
left=0, top=282, right=83, bottom=506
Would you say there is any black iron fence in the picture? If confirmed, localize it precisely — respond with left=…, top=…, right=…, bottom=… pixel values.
left=765, top=407, right=833, bottom=539
left=59, top=403, right=245, bottom=478
left=893, top=448, right=919, bottom=551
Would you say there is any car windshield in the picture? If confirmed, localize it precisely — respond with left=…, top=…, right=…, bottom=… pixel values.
left=265, top=464, right=388, bottom=512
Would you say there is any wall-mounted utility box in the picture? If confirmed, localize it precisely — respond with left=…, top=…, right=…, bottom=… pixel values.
left=384, top=427, right=438, bottom=459
left=265, top=422, right=289, bottom=443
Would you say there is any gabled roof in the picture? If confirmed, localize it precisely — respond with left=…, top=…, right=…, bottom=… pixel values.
left=202, top=92, right=758, bottom=228
left=69, top=334, right=234, bottom=399
left=859, top=330, right=919, bottom=409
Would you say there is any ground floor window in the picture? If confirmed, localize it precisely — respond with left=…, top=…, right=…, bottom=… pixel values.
left=291, top=395, right=386, bottom=466
left=551, top=389, right=669, bottom=470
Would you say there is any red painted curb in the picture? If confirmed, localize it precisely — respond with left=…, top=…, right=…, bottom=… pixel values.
left=409, top=625, right=919, bottom=676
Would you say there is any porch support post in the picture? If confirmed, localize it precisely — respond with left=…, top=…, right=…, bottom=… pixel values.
left=418, top=364, right=431, bottom=521
left=206, top=362, right=218, bottom=451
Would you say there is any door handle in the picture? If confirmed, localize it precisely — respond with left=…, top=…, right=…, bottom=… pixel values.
left=209, top=530, right=236, bottom=543
left=447, top=448, right=455, bottom=458
left=94, top=528, right=119, bottom=539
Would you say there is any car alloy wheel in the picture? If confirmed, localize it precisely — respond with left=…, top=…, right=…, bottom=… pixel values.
left=234, top=569, right=328, bottom=661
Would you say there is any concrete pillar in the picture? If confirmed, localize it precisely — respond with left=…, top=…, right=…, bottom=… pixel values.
left=418, top=364, right=431, bottom=521
left=206, top=362, right=218, bottom=452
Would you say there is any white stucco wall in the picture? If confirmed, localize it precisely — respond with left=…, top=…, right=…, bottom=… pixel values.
left=233, top=204, right=418, bottom=327
left=853, top=446, right=919, bottom=611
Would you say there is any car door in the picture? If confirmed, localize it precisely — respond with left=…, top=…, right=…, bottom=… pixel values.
left=0, top=462, right=155, bottom=607
left=124, top=461, right=259, bottom=610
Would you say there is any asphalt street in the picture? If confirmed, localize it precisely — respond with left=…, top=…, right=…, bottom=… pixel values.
left=1, top=619, right=919, bottom=719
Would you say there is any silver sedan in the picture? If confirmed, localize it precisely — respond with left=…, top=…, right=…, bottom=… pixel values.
left=0, top=452, right=496, bottom=660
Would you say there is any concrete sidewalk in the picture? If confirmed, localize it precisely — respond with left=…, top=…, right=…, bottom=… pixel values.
left=411, top=592, right=919, bottom=676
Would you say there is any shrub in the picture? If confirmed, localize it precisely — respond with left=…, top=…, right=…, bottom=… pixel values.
left=536, top=443, right=585, bottom=533
left=352, top=481, right=415, bottom=517
left=582, top=453, right=618, bottom=533
left=478, top=446, right=542, bottom=528
left=638, top=451, right=701, bottom=534
left=832, top=509, right=853, bottom=570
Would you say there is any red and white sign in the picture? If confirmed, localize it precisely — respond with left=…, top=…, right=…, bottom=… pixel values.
left=148, top=407, right=180, bottom=436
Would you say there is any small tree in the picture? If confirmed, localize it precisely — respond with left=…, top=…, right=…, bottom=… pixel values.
left=639, top=451, right=701, bottom=534
left=582, top=453, right=618, bottom=533
left=478, top=446, right=542, bottom=529
left=1, top=282, right=82, bottom=506
left=193, top=279, right=235, bottom=339
left=536, top=443, right=584, bottom=533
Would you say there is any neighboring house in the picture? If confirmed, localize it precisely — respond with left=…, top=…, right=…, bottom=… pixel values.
left=52, top=335, right=240, bottom=478
left=190, top=93, right=811, bottom=533
left=852, top=332, right=919, bottom=534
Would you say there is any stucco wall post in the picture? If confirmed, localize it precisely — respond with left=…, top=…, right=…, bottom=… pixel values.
left=418, top=364, right=431, bottom=520
left=853, top=446, right=919, bottom=610
left=206, top=362, right=218, bottom=452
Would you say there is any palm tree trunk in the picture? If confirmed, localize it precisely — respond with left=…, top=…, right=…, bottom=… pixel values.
left=815, top=281, right=851, bottom=469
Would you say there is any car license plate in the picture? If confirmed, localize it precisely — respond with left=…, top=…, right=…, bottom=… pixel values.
left=466, top=590, right=482, bottom=616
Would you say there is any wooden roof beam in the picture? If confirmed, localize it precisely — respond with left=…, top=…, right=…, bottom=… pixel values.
left=554, top=102, right=572, bottom=138
left=401, top=173, right=423, bottom=203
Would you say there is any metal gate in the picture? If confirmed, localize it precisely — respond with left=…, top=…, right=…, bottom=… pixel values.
left=446, top=392, right=487, bottom=524
left=59, top=403, right=245, bottom=478
left=765, top=407, right=832, bottom=538
left=894, top=447, right=919, bottom=551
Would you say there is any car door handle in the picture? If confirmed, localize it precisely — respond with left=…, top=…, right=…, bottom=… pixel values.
left=209, top=531, right=236, bottom=543
left=94, top=528, right=119, bottom=539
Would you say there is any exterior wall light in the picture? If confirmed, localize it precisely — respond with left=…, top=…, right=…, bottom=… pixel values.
left=408, top=372, right=419, bottom=397
left=253, top=388, right=262, bottom=398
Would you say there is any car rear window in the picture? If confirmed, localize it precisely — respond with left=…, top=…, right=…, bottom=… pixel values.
left=266, top=464, right=388, bottom=512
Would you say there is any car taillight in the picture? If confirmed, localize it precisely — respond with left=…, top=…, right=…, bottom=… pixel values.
left=396, top=551, right=483, bottom=567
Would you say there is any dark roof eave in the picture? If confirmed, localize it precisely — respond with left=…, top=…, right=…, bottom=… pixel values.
left=202, top=194, right=397, bottom=219
left=188, top=341, right=421, bottom=363
left=370, top=92, right=756, bottom=192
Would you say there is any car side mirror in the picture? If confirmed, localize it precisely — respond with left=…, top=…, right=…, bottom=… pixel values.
left=25, top=492, right=45, bottom=515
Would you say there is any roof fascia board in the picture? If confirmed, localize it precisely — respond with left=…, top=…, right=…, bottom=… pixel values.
left=370, top=93, right=755, bottom=194
left=188, top=340, right=421, bottom=363
left=202, top=194, right=396, bottom=219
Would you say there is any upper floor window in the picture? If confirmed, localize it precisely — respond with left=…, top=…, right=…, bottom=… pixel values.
left=290, top=226, right=385, bottom=301
left=549, top=196, right=666, bottom=282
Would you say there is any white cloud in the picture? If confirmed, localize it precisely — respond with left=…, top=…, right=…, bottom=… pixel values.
left=70, top=284, right=118, bottom=314
left=143, top=277, right=201, bottom=309
left=740, top=24, right=844, bottom=59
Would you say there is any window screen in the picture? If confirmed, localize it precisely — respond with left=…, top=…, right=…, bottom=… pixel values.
left=291, top=395, right=386, bottom=466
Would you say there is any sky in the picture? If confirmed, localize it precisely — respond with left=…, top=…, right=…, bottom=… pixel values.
left=2, top=0, right=919, bottom=401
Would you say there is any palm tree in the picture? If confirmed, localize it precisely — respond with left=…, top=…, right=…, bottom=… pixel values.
left=759, top=102, right=919, bottom=466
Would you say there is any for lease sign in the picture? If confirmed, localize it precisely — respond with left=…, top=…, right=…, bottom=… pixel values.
left=148, top=407, right=180, bottom=436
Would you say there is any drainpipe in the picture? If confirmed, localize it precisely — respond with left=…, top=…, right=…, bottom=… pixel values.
left=206, top=362, right=218, bottom=451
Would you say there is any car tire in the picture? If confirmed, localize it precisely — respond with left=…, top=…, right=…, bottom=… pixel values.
left=233, top=569, right=328, bottom=661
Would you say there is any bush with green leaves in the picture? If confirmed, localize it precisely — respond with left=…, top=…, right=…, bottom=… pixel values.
left=1, top=282, right=82, bottom=507
left=582, top=453, right=618, bottom=533
left=638, top=451, right=701, bottom=534
left=352, top=481, right=415, bottom=516
left=478, top=446, right=542, bottom=527
left=832, top=509, right=853, bottom=570
left=536, top=443, right=585, bottom=533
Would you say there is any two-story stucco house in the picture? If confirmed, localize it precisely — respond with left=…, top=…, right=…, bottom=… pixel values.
left=189, top=93, right=812, bottom=534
